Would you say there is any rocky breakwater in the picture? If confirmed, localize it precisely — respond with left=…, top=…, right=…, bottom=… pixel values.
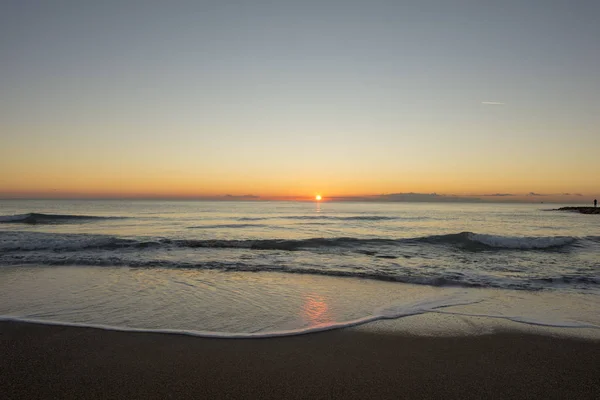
left=556, top=207, right=600, bottom=214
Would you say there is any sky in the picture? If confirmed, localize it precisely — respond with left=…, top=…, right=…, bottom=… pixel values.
left=1, top=0, right=599, bottom=202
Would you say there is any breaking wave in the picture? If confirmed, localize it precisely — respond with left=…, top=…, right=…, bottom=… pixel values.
left=0, top=213, right=125, bottom=225
left=417, top=232, right=578, bottom=250
left=1, top=230, right=598, bottom=291
left=0, top=231, right=584, bottom=252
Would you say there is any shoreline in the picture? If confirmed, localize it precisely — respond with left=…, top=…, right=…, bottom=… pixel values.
left=3, top=308, right=600, bottom=341
left=3, top=320, right=599, bottom=399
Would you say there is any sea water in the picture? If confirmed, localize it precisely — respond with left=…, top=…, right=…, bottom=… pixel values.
left=0, top=200, right=598, bottom=338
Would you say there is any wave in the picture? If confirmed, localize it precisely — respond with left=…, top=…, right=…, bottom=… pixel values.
left=175, top=232, right=579, bottom=252
left=418, top=232, right=577, bottom=250
left=187, top=224, right=267, bottom=229
left=0, top=231, right=585, bottom=253
left=0, top=213, right=125, bottom=225
left=238, top=215, right=401, bottom=221
left=0, top=235, right=390, bottom=252
left=286, top=215, right=398, bottom=221
left=2, top=254, right=598, bottom=291
left=533, top=275, right=600, bottom=285
left=176, top=232, right=579, bottom=252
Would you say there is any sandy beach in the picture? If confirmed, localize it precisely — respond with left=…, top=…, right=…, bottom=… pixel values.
left=2, top=321, right=599, bottom=400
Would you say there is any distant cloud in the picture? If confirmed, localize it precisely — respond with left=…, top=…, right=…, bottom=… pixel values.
left=481, top=193, right=515, bottom=197
left=527, top=192, right=547, bottom=196
left=561, top=193, right=583, bottom=196
left=481, top=101, right=505, bottom=105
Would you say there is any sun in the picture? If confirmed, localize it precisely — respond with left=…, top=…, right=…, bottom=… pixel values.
left=315, top=194, right=322, bottom=201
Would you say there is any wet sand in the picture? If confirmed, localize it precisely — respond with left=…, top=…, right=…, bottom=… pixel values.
left=2, top=321, right=599, bottom=399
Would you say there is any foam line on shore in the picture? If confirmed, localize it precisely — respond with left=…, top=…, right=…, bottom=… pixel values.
left=0, top=294, right=480, bottom=338
left=434, top=310, right=600, bottom=329
left=0, top=315, right=383, bottom=339
left=1, top=293, right=597, bottom=339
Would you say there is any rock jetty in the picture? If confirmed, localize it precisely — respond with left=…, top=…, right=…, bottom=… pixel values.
left=555, top=207, right=600, bottom=214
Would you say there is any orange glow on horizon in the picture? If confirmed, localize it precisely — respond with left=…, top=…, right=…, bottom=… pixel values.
left=0, top=163, right=597, bottom=203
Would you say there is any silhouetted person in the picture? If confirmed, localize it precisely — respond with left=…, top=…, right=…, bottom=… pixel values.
left=595, top=199, right=597, bottom=208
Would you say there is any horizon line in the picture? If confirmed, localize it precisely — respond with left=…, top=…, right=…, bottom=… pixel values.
left=0, top=195, right=594, bottom=205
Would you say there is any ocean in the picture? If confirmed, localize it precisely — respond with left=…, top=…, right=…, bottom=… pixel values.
left=1, top=200, right=599, bottom=338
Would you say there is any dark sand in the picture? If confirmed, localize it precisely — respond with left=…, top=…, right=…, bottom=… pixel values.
left=2, top=321, right=599, bottom=400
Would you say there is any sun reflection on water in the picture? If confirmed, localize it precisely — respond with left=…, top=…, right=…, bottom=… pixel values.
left=302, top=294, right=331, bottom=325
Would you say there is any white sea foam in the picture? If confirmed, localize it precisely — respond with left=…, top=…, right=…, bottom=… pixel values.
left=374, top=292, right=482, bottom=318
left=435, top=310, right=600, bottom=329
left=0, top=293, right=477, bottom=338
left=2, top=292, right=596, bottom=339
